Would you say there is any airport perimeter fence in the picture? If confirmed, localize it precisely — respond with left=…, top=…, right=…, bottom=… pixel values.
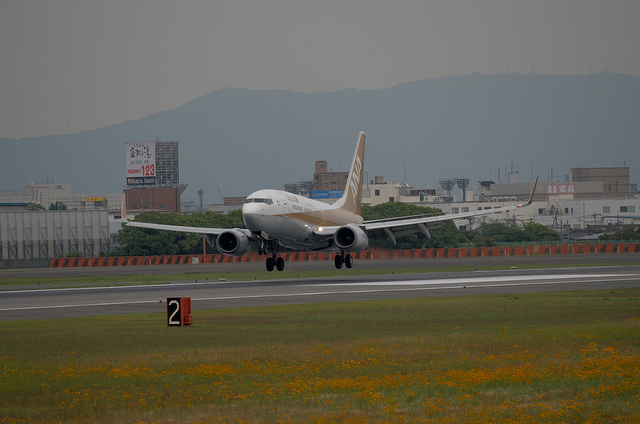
left=458, top=239, right=640, bottom=248
left=48, top=242, right=640, bottom=268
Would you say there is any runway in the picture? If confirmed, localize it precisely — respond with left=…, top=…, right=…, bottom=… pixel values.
left=2, top=252, right=639, bottom=281
left=2, top=263, right=640, bottom=320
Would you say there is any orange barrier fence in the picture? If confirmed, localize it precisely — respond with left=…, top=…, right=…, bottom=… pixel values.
left=48, top=243, right=639, bottom=268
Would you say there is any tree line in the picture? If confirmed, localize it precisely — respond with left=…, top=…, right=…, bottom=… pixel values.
left=110, top=210, right=243, bottom=256
left=27, top=202, right=68, bottom=210
left=596, top=226, right=640, bottom=241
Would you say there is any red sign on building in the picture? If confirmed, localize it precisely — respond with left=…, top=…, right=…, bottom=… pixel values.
left=547, top=184, right=576, bottom=195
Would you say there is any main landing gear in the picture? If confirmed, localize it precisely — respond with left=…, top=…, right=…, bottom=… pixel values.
left=259, top=240, right=285, bottom=272
left=265, top=255, right=285, bottom=272
left=334, top=252, right=353, bottom=269
left=258, top=241, right=354, bottom=272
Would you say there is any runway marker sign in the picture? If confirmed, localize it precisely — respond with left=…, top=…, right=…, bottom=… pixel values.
left=167, top=297, right=192, bottom=326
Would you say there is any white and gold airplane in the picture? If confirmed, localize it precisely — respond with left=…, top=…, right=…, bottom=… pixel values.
left=127, top=132, right=537, bottom=271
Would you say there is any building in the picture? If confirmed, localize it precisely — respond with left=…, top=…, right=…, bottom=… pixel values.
left=426, top=168, right=639, bottom=233
left=285, top=180, right=313, bottom=197
left=223, top=197, right=246, bottom=207
left=313, top=161, right=349, bottom=194
left=358, top=171, right=639, bottom=234
left=572, top=167, right=632, bottom=197
left=0, top=183, right=123, bottom=211
left=124, top=187, right=181, bottom=213
left=362, top=176, right=441, bottom=206
left=150, top=140, right=189, bottom=193
left=0, top=203, right=29, bottom=212
left=123, top=139, right=188, bottom=216
left=438, top=197, right=640, bottom=233
left=0, top=210, right=110, bottom=267
left=479, top=167, right=633, bottom=202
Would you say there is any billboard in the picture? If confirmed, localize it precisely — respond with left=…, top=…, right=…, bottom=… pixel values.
left=312, top=190, right=344, bottom=199
left=126, top=142, right=156, bottom=186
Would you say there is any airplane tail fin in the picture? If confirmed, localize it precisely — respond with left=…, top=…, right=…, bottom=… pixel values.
left=334, top=132, right=365, bottom=215
left=517, top=175, right=539, bottom=208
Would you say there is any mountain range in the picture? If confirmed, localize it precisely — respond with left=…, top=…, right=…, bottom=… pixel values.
left=2, top=73, right=639, bottom=204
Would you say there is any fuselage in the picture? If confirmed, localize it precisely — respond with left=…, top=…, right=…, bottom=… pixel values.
left=242, top=189, right=362, bottom=251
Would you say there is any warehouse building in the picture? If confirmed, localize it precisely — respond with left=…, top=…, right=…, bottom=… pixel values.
left=0, top=210, right=110, bottom=268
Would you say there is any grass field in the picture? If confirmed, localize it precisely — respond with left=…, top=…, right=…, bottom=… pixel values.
left=1, top=287, right=639, bottom=423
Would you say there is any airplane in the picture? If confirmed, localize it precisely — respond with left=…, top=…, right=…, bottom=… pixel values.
left=127, top=132, right=538, bottom=271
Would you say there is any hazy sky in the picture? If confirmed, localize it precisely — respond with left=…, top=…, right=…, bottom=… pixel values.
left=2, top=0, right=639, bottom=139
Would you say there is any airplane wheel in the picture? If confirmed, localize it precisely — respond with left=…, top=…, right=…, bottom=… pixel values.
left=276, top=257, right=285, bottom=271
left=345, top=254, right=353, bottom=269
left=266, top=257, right=275, bottom=272
left=334, top=254, right=343, bottom=269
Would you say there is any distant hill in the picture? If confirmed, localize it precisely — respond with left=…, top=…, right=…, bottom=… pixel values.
left=2, top=73, right=639, bottom=203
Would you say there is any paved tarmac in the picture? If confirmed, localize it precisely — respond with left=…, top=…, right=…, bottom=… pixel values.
left=1, top=254, right=639, bottom=321
left=2, top=252, right=639, bottom=280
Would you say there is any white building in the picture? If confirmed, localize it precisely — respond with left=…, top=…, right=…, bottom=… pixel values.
left=361, top=177, right=640, bottom=232
left=439, top=197, right=640, bottom=231
left=0, top=210, right=111, bottom=266
left=362, top=177, right=443, bottom=206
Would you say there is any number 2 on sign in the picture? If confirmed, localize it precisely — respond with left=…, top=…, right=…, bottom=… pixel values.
left=168, top=300, right=180, bottom=325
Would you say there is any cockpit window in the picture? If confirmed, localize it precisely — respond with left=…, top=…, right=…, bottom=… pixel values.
left=244, top=198, right=273, bottom=205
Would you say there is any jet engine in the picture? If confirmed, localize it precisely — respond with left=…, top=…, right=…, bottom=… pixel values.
left=335, top=225, right=369, bottom=252
left=215, top=229, right=252, bottom=256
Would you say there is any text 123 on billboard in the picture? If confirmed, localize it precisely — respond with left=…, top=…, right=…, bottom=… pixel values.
left=126, top=142, right=156, bottom=186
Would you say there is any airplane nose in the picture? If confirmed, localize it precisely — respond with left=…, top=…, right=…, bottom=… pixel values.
left=242, top=202, right=258, bottom=214
left=242, top=204, right=260, bottom=229
left=243, top=212, right=258, bottom=230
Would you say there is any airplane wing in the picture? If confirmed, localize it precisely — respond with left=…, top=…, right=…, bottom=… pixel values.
left=361, top=176, right=538, bottom=244
left=125, top=221, right=252, bottom=239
